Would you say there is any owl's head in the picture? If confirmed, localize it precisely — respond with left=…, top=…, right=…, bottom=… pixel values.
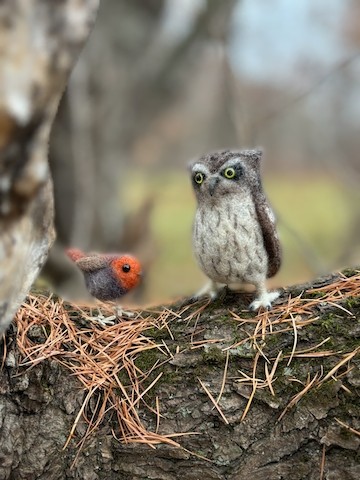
left=190, top=149, right=263, bottom=203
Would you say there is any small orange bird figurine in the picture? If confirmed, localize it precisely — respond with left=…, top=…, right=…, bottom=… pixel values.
left=66, top=248, right=142, bottom=302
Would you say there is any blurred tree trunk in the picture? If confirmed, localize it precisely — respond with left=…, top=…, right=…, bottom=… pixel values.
left=49, top=0, right=167, bottom=254
left=0, top=0, right=99, bottom=334
left=46, top=0, right=238, bottom=300
left=1, top=270, right=359, bottom=479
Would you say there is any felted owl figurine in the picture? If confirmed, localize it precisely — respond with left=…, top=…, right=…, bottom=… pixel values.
left=190, top=149, right=281, bottom=310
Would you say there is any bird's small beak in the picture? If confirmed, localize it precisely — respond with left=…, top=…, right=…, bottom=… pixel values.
left=208, top=177, right=219, bottom=196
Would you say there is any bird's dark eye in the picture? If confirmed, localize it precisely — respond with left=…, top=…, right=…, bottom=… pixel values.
left=122, top=264, right=131, bottom=273
left=194, top=172, right=204, bottom=185
left=224, top=167, right=236, bottom=179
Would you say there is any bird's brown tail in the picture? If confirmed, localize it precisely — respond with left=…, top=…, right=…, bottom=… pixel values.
left=66, top=247, right=85, bottom=262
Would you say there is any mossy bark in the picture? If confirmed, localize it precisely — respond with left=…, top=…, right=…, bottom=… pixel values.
left=1, top=270, right=359, bottom=480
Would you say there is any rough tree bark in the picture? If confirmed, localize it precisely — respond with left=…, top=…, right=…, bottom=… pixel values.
left=0, top=269, right=359, bottom=480
left=0, top=0, right=99, bottom=334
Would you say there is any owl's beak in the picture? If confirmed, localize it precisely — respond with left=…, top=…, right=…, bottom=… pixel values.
left=208, top=177, right=219, bottom=196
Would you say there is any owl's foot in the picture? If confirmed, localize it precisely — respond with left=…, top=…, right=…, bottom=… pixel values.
left=115, top=306, right=136, bottom=319
left=194, top=280, right=225, bottom=300
left=250, top=290, right=279, bottom=311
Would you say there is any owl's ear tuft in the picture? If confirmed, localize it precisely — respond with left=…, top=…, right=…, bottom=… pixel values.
left=253, top=148, right=263, bottom=161
left=187, top=158, right=197, bottom=171
left=241, top=148, right=263, bottom=162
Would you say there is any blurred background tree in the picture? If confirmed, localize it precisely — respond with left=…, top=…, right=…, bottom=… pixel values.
left=44, top=0, right=360, bottom=305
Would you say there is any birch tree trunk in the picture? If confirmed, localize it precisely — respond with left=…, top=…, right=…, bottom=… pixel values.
left=0, top=0, right=99, bottom=334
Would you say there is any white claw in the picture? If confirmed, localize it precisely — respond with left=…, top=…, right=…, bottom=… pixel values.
left=115, top=307, right=135, bottom=319
left=250, top=290, right=279, bottom=311
left=194, top=280, right=225, bottom=300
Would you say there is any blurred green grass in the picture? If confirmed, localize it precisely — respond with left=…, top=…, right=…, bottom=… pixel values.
left=123, top=169, right=353, bottom=304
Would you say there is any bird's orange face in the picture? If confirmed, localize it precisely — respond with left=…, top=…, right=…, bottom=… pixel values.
left=111, top=255, right=142, bottom=292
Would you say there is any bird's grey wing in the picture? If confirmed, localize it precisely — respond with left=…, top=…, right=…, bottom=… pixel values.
left=253, top=193, right=281, bottom=278
left=75, top=255, right=111, bottom=272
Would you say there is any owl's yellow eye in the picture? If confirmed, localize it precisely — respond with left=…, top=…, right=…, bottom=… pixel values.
left=194, top=172, right=204, bottom=184
left=224, top=167, right=236, bottom=179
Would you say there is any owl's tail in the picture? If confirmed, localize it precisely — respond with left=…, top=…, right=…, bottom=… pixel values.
left=66, top=247, right=85, bottom=263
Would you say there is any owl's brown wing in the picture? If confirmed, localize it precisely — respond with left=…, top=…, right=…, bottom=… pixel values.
left=254, top=193, right=281, bottom=278
left=75, top=255, right=112, bottom=272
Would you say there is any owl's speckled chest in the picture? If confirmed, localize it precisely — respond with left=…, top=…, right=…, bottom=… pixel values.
left=192, top=194, right=267, bottom=284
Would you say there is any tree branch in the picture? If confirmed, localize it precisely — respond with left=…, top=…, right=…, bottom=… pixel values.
left=1, top=268, right=359, bottom=479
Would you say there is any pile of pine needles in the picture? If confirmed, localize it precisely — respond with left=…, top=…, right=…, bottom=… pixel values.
left=197, top=271, right=360, bottom=425
left=12, top=297, right=192, bottom=458
left=4, top=270, right=360, bottom=462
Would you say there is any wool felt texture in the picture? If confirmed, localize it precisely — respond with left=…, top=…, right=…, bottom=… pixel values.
left=190, top=149, right=281, bottom=309
left=66, top=249, right=142, bottom=302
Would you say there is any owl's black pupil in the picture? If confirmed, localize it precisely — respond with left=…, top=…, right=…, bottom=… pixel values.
left=122, top=264, right=131, bottom=273
left=195, top=173, right=203, bottom=183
